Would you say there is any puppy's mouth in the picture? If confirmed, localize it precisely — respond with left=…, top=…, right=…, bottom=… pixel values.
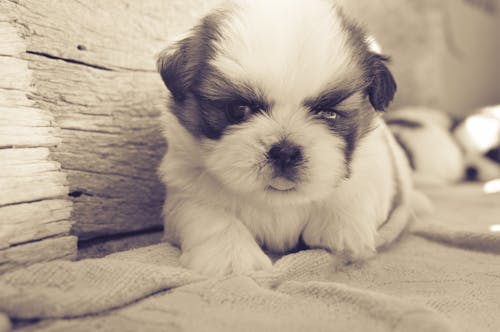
left=267, top=177, right=296, bottom=192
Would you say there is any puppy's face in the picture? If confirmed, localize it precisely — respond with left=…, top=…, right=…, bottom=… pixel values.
left=158, top=0, right=396, bottom=204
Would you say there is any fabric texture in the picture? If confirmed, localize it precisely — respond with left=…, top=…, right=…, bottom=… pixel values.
left=0, top=184, right=499, bottom=332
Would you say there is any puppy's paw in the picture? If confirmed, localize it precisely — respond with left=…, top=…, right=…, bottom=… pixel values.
left=303, top=219, right=376, bottom=262
left=180, top=224, right=272, bottom=276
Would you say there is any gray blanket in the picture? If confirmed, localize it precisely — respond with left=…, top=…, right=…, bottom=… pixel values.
left=1, top=184, right=499, bottom=332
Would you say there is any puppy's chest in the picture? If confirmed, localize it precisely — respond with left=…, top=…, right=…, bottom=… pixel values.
left=233, top=203, right=310, bottom=253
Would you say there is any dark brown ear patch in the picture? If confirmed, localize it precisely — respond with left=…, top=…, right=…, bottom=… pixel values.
left=365, top=54, right=397, bottom=111
left=156, top=11, right=225, bottom=102
left=157, top=40, right=196, bottom=102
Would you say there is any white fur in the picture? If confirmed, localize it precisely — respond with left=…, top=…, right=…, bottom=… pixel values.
left=158, top=0, right=414, bottom=276
left=211, top=0, right=360, bottom=104
left=454, top=105, right=500, bottom=181
left=202, top=105, right=347, bottom=205
left=386, top=107, right=465, bottom=186
left=302, top=119, right=405, bottom=258
left=160, top=112, right=410, bottom=275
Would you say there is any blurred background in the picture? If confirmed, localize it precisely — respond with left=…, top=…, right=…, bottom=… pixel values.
left=331, top=0, right=500, bottom=116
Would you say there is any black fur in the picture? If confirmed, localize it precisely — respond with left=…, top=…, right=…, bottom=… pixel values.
left=365, top=54, right=397, bottom=111
left=485, top=147, right=500, bottom=164
left=385, top=118, right=423, bottom=129
left=449, top=116, right=463, bottom=132
left=465, top=166, right=479, bottom=181
left=393, top=134, right=416, bottom=170
left=158, top=3, right=396, bottom=146
left=305, top=88, right=377, bottom=178
left=157, top=9, right=272, bottom=140
left=335, top=7, right=397, bottom=112
left=268, top=141, right=304, bottom=181
left=157, top=10, right=226, bottom=102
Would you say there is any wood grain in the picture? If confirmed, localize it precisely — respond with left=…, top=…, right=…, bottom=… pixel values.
left=1, top=0, right=219, bottom=243
left=0, top=8, right=76, bottom=272
left=0, top=236, right=77, bottom=274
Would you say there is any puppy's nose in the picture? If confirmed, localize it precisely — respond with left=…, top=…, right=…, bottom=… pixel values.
left=268, top=141, right=303, bottom=174
left=465, top=166, right=479, bottom=181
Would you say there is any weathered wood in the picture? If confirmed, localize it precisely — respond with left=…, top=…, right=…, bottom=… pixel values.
left=0, top=236, right=77, bottom=274
left=0, top=172, right=67, bottom=205
left=28, top=54, right=168, bottom=239
left=0, top=9, right=76, bottom=272
left=0, top=199, right=72, bottom=249
left=2, top=0, right=218, bottom=71
left=1, top=0, right=220, bottom=240
left=0, top=148, right=69, bottom=212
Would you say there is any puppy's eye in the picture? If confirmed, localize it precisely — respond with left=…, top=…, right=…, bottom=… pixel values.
left=226, top=104, right=253, bottom=123
left=315, top=109, right=338, bottom=122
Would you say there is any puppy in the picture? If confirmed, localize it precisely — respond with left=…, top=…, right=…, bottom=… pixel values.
left=385, top=107, right=465, bottom=187
left=157, top=0, right=415, bottom=276
left=453, top=105, right=500, bottom=182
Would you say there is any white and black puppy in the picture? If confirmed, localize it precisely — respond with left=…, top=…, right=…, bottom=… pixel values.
left=453, top=105, right=500, bottom=182
left=385, top=107, right=465, bottom=187
left=157, top=0, right=415, bottom=276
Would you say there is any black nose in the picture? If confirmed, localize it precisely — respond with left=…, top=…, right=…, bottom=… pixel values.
left=268, top=141, right=303, bottom=175
left=465, top=166, right=479, bottom=181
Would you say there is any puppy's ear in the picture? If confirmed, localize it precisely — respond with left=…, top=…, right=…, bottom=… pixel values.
left=365, top=54, right=397, bottom=111
left=157, top=11, right=224, bottom=102
left=157, top=35, right=198, bottom=102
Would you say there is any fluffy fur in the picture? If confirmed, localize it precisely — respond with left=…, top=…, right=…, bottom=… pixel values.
left=385, top=107, right=465, bottom=186
left=453, top=105, right=500, bottom=181
left=385, top=106, right=500, bottom=185
left=157, top=0, right=414, bottom=276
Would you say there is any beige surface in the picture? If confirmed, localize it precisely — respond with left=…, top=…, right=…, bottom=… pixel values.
left=0, top=184, right=499, bottom=332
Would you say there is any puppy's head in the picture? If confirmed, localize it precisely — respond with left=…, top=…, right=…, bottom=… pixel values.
left=158, top=0, right=396, bottom=204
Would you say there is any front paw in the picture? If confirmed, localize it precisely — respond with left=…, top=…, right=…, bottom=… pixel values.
left=303, top=219, right=376, bottom=261
left=180, top=225, right=272, bottom=276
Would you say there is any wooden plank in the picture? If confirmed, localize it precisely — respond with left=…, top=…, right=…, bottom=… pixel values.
left=30, top=55, right=167, bottom=238
left=0, top=126, right=61, bottom=148
left=0, top=221, right=72, bottom=251
left=2, top=0, right=218, bottom=71
left=0, top=21, right=25, bottom=56
left=0, top=236, right=77, bottom=274
left=0, top=89, right=33, bottom=108
left=0, top=56, right=31, bottom=90
left=0, top=147, right=50, bottom=164
left=0, top=0, right=216, bottom=239
left=66, top=169, right=163, bottom=239
left=0, top=160, right=60, bottom=177
left=0, top=172, right=68, bottom=206
left=0, top=10, right=76, bottom=272
left=0, top=199, right=72, bottom=249
left=0, top=107, right=55, bottom=127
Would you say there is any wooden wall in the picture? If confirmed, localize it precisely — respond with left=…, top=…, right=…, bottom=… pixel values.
left=0, top=0, right=218, bottom=272
left=0, top=14, right=75, bottom=273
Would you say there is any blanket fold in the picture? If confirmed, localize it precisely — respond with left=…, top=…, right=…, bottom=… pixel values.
left=1, top=186, right=499, bottom=332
